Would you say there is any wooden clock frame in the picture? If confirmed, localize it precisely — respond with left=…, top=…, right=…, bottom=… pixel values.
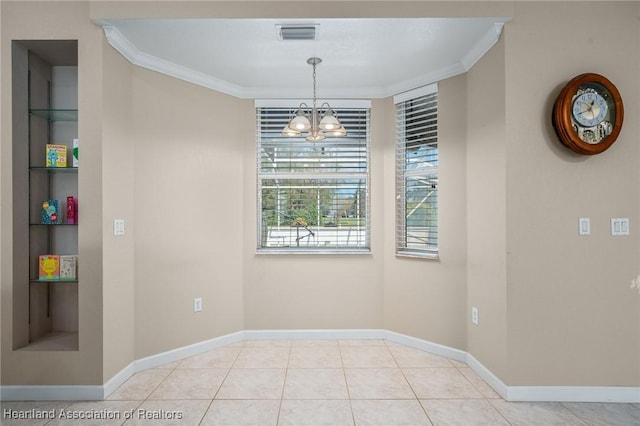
left=552, top=73, right=624, bottom=155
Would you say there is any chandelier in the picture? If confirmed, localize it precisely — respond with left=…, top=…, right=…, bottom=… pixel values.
left=282, top=57, right=346, bottom=141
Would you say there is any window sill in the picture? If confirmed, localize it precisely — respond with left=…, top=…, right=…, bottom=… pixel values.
left=396, top=250, right=439, bottom=260
left=257, top=247, right=371, bottom=255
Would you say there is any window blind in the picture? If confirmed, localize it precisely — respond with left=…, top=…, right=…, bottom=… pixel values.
left=257, top=107, right=370, bottom=252
left=395, top=87, right=438, bottom=257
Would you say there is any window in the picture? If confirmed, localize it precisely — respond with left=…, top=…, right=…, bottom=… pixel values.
left=257, top=102, right=370, bottom=252
left=395, top=84, right=438, bottom=258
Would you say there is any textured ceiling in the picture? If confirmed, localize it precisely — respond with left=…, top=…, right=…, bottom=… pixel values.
left=99, top=17, right=508, bottom=99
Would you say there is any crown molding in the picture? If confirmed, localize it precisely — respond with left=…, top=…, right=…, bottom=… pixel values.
left=461, top=22, right=504, bottom=71
left=101, top=24, right=249, bottom=98
left=98, top=21, right=503, bottom=100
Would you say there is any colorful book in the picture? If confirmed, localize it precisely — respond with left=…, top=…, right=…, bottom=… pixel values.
left=60, top=255, right=77, bottom=280
left=72, top=139, right=78, bottom=167
left=39, top=255, right=60, bottom=281
left=66, top=196, right=76, bottom=224
left=46, top=144, right=67, bottom=168
left=41, top=199, right=59, bottom=224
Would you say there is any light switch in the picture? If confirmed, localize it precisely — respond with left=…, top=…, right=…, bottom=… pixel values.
left=611, top=218, right=630, bottom=236
left=579, top=218, right=590, bottom=236
left=113, top=219, right=125, bottom=236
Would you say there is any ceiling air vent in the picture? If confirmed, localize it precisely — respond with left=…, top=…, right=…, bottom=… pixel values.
left=277, top=25, right=319, bottom=41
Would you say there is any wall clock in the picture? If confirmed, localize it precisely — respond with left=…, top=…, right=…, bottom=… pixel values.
left=552, top=73, right=624, bottom=155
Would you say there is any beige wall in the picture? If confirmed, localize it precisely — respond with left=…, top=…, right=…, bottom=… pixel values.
left=1, top=0, right=638, bottom=391
left=132, top=67, right=246, bottom=359
left=383, top=78, right=468, bottom=350
left=466, top=36, right=509, bottom=379
left=102, top=39, right=135, bottom=381
left=503, top=2, right=640, bottom=386
left=241, top=98, right=385, bottom=331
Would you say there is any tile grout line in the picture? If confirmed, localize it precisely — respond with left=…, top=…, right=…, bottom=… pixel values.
left=338, top=340, right=358, bottom=426
left=33, top=339, right=639, bottom=426
left=559, top=402, right=604, bottom=426
left=385, top=340, right=435, bottom=425
left=275, top=340, right=293, bottom=426
left=448, top=358, right=514, bottom=425
left=197, top=341, right=245, bottom=425
left=112, top=363, right=173, bottom=425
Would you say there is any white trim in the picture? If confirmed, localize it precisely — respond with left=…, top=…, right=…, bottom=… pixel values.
left=2, top=329, right=638, bottom=403
left=98, top=21, right=503, bottom=100
left=0, top=385, right=103, bottom=401
left=506, top=386, right=640, bottom=403
left=466, top=352, right=509, bottom=399
left=102, top=361, right=135, bottom=399
left=134, top=331, right=244, bottom=372
left=101, top=25, right=249, bottom=98
left=460, top=23, right=505, bottom=71
left=385, top=330, right=466, bottom=363
left=254, top=99, right=371, bottom=109
left=243, top=329, right=386, bottom=341
left=393, top=82, right=438, bottom=105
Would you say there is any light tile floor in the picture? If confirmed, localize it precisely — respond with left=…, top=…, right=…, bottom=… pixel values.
left=2, top=339, right=640, bottom=425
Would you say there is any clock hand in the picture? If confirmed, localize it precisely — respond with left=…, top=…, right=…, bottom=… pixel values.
left=580, top=101, right=595, bottom=118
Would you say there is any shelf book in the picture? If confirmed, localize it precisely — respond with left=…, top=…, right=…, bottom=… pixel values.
left=39, top=255, right=60, bottom=280
left=60, top=255, right=77, bottom=280
left=72, top=139, right=78, bottom=167
left=41, top=200, right=59, bottom=224
left=45, top=144, right=67, bottom=168
left=38, top=255, right=77, bottom=281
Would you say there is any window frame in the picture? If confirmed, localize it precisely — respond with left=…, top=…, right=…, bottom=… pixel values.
left=256, top=99, right=371, bottom=254
left=394, top=84, right=439, bottom=259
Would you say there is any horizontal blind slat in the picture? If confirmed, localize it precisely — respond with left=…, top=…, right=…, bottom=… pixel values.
left=395, top=91, right=438, bottom=256
left=258, top=106, right=370, bottom=250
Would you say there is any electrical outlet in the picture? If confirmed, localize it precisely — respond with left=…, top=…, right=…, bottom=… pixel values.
left=471, top=306, right=479, bottom=326
left=579, top=217, right=590, bottom=236
left=113, top=219, right=125, bottom=236
left=193, top=297, right=202, bottom=312
left=611, top=218, right=630, bottom=236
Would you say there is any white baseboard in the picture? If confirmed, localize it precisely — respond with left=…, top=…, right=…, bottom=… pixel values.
left=466, top=352, right=509, bottom=399
left=134, top=331, right=244, bottom=372
left=2, top=329, right=638, bottom=403
left=102, top=361, right=136, bottom=399
left=243, top=328, right=386, bottom=341
left=385, top=330, right=467, bottom=363
left=0, top=385, right=104, bottom=401
left=506, top=385, right=640, bottom=403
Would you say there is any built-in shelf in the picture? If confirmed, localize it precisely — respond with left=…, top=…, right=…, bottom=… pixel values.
left=30, top=222, right=78, bottom=226
left=30, top=166, right=78, bottom=172
left=29, top=108, right=78, bottom=122
left=17, top=331, right=79, bottom=351
left=13, top=44, right=80, bottom=352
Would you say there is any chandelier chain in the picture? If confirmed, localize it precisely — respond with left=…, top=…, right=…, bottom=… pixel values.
left=312, top=61, right=317, bottom=110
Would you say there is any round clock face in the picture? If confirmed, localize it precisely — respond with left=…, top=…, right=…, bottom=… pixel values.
left=552, top=73, right=624, bottom=155
left=572, top=90, right=608, bottom=128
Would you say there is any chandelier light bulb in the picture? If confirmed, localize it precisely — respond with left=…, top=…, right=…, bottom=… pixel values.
left=327, top=127, right=347, bottom=137
left=319, top=109, right=341, bottom=131
left=288, top=109, right=311, bottom=131
left=281, top=125, right=301, bottom=137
